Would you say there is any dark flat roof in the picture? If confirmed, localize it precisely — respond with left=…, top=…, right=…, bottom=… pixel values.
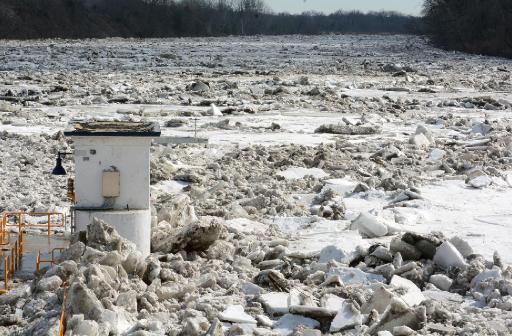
left=64, top=121, right=161, bottom=137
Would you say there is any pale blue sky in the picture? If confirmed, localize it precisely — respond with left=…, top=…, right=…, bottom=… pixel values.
left=265, top=0, right=424, bottom=16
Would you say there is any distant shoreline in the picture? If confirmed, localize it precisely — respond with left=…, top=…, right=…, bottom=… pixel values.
left=0, top=0, right=421, bottom=40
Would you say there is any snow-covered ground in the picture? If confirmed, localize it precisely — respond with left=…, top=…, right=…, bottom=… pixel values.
left=2, top=35, right=512, bottom=334
left=2, top=35, right=512, bottom=260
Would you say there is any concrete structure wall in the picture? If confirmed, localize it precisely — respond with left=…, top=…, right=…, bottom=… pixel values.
left=73, top=136, right=152, bottom=210
left=76, top=209, right=151, bottom=256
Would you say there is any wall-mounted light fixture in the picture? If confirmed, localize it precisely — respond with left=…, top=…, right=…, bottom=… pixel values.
left=52, top=152, right=72, bottom=176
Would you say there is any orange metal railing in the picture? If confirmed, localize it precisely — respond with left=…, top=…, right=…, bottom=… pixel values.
left=0, top=211, right=65, bottom=295
left=0, top=238, right=23, bottom=294
left=36, top=247, right=65, bottom=275
left=0, top=214, right=12, bottom=246
left=2, top=212, right=65, bottom=239
left=0, top=256, right=10, bottom=294
left=58, top=282, right=68, bottom=336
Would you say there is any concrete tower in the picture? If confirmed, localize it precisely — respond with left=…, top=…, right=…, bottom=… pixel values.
left=64, top=121, right=161, bottom=256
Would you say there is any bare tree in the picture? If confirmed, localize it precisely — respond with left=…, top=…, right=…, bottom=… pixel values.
left=424, top=0, right=512, bottom=58
left=0, top=0, right=420, bottom=39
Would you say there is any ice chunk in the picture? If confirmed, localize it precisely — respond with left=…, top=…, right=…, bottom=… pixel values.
left=429, top=274, right=453, bottom=291
left=225, top=218, right=267, bottom=235
left=183, top=316, right=210, bottom=336
left=377, top=332, right=393, bottom=336
left=152, top=216, right=225, bottom=253
left=449, top=236, right=473, bottom=258
left=207, top=103, right=223, bottom=116
left=288, top=306, right=337, bottom=320
left=423, top=290, right=464, bottom=304
left=409, top=125, right=434, bottom=149
left=273, top=314, right=320, bottom=336
left=319, top=245, right=347, bottom=263
left=73, top=319, right=99, bottom=336
left=261, top=292, right=290, bottom=316
left=390, top=238, right=422, bottom=261
left=467, top=175, right=492, bottom=188
left=287, top=290, right=302, bottom=307
left=471, top=122, right=492, bottom=135
left=393, top=325, right=415, bottom=335
left=0, top=284, right=31, bottom=305
left=203, top=318, right=223, bottom=336
left=116, top=291, right=137, bottom=313
left=99, top=307, right=135, bottom=334
left=466, top=169, right=492, bottom=189
left=36, top=275, right=62, bottom=292
left=68, top=282, right=104, bottom=321
left=427, top=148, right=446, bottom=161
left=327, top=267, right=385, bottom=285
left=409, top=133, right=430, bottom=149
left=350, top=212, right=388, bottom=238
left=219, top=305, right=257, bottom=324
left=241, top=282, right=263, bottom=296
left=433, top=241, right=467, bottom=269
left=321, top=294, right=345, bottom=313
left=188, top=81, right=209, bottom=92
left=470, top=267, right=502, bottom=288
left=277, top=167, right=328, bottom=180
left=362, top=285, right=395, bottom=314
left=227, top=323, right=256, bottom=335
left=368, top=298, right=426, bottom=334
left=390, top=275, right=426, bottom=307
left=329, top=301, right=362, bottom=332
left=323, top=178, right=358, bottom=196
left=256, top=314, right=274, bottom=327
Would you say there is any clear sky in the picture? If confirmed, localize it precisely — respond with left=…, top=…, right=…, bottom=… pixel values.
left=265, top=0, right=424, bottom=16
